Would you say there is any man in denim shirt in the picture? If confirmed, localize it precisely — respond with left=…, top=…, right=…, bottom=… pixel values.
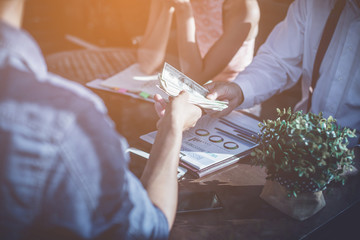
left=0, top=0, right=202, bottom=239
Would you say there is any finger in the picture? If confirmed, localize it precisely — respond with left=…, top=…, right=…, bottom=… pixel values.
left=160, top=109, right=165, bottom=117
left=204, top=82, right=215, bottom=92
left=205, top=82, right=222, bottom=100
left=207, top=84, right=229, bottom=100
left=156, top=118, right=163, bottom=129
left=207, top=92, right=219, bottom=100
left=154, top=101, right=163, bottom=117
left=154, top=94, right=165, bottom=105
left=169, top=95, right=175, bottom=102
left=155, top=102, right=166, bottom=118
left=154, top=94, right=167, bottom=108
left=154, top=94, right=162, bottom=102
left=178, top=90, right=189, bottom=100
left=159, top=97, right=167, bottom=109
left=207, top=82, right=239, bottom=102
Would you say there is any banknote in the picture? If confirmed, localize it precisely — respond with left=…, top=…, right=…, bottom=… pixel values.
left=162, top=63, right=209, bottom=97
left=158, top=63, right=228, bottom=111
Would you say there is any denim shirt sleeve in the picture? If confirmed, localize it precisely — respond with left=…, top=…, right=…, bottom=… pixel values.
left=53, top=111, right=169, bottom=240
left=0, top=67, right=169, bottom=240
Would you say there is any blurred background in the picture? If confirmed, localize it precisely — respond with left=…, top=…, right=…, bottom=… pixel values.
left=21, top=0, right=299, bottom=122
left=21, top=0, right=300, bottom=137
left=23, top=0, right=294, bottom=55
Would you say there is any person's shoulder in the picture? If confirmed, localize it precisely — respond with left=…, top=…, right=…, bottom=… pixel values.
left=289, top=0, right=332, bottom=19
left=46, top=72, right=107, bottom=114
left=291, top=0, right=332, bottom=10
left=0, top=66, right=110, bottom=139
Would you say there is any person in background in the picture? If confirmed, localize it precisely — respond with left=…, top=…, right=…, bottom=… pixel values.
left=0, top=0, right=202, bottom=239
left=137, top=0, right=260, bottom=85
left=205, top=0, right=360, bottom=145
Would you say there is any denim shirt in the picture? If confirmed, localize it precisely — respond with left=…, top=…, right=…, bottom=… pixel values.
left=0, top=21, right=168, bottom=240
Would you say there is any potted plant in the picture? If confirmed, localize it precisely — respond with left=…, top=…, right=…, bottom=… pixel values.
left=251, top=108, right=356, bottom=220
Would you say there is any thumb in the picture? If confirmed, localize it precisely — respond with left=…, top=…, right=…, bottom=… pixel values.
left=204, top=82, right=218, bottom=100
left=207, top=92, right=218, bottom=100
left=204, top=81, right=214, bottom=92
left=206, top=83, right=229, bottom=100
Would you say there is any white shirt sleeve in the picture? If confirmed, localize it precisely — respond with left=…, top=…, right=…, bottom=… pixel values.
left=234, top=0, right=307, bottom=109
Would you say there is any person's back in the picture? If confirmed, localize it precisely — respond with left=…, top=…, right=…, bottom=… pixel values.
left=0, top=20, right=170, bottom=239
left=1, top=0, right=205, bottom=238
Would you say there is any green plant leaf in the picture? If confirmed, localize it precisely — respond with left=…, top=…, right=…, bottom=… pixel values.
left=249, top=108, right=355, bottom=197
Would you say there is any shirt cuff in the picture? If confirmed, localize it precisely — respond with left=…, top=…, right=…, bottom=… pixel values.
left=234, top=77, right=256, bottom=109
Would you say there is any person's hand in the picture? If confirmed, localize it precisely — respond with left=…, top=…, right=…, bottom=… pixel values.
left=204, top=81, right=244, bottom=118
left=154, top=94, right=168, bottom=118
left=154, top=91, right=202, bottom=131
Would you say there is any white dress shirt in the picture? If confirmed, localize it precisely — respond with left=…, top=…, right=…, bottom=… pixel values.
left=235, top=0, right=360, bottom=132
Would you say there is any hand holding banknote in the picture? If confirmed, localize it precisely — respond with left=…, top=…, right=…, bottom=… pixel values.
left=205, top=80, right=244, bottom=117
left=158, top=63, right=228, bottom=111
left=154, top=91, right=202, bottom=131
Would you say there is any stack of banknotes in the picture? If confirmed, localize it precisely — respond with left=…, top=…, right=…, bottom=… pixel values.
left=158, top=63, right=228, bottom=111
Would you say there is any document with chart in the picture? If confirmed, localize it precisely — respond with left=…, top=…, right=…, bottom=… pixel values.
left=140, top=111, right=261, bottom=177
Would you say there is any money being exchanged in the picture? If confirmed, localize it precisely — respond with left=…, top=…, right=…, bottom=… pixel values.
left=158, top=63, right=228, bottom=111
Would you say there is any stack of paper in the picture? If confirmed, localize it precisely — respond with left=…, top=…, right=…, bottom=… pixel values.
left=141, top=111, right=260, bottom=177
left=99, top=63, right=168, bottom=100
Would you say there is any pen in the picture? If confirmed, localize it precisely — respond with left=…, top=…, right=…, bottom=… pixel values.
left=215, top=127, right=256, bottom=145
left=235, top=131, right=258, bottom=143
left=234, top=129, right=259, bottom=141
left=219, top=119, right=257, bottom=137
left=220, top=118, right=257, bottom=134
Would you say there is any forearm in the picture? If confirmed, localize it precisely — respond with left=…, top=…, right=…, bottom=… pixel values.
left=196, top=0, right=259, bottom=84
left=175, top=0, right=258, bottom=85
left=140, top=115, right=183, bottom=229
left=141, top=0, right=162, bottom=43
left=234, top=0, right=304, bottom=109
left=198, top=24, right=250, bottom=84
left=174, top=3, right=204, bottom=81
left=138, top=1, right=174, bottom=74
